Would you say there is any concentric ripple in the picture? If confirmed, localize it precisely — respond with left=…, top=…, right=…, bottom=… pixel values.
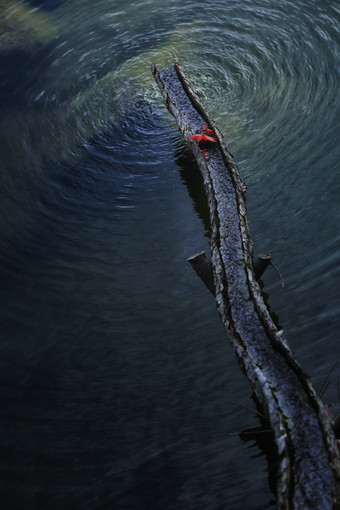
left=0, top=1, right=339, bottom=508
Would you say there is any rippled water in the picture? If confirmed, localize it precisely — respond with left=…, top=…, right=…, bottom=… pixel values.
left=0, top=1, right=339, bottom=508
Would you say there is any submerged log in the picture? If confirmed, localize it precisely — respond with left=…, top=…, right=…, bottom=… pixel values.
left=152, top=59, right=340, bottom=509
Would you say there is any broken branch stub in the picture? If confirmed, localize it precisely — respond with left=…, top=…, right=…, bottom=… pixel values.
left=188, top=251, right=215, bottom=295
left=152, top=59, right=340, bottom=509
left=254, top=253, right=272, bottom=279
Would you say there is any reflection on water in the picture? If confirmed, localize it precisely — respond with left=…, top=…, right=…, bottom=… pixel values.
left=1, top=0, right=340, bottom=508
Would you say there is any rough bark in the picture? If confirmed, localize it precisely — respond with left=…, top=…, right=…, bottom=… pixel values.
left=152, top=59, right=340, bottom=509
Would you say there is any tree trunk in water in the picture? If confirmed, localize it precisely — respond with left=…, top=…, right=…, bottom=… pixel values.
left=152, top=59, right=340, bottom=510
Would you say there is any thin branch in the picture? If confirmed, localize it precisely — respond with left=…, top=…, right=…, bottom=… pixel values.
left=270, top=261, right=285, bottom=288
left=318, top=360, right=339, bottom=399
left=226, top=400, right=268, bottom=421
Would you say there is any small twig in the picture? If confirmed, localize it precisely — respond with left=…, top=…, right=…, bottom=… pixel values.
left=237, top=429, right=273, bottom=436
left=226, top=400, right=268, bottom=421
left=318, top=360, right=339, bottom=399
left=321, top=381, right=331, bottom=399
left=270, top=261, right=285, bottom=288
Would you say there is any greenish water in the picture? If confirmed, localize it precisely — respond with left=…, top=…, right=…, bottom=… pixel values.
left=0, top=1, right=340, bottom=508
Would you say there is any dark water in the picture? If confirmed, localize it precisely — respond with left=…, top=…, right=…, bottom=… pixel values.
left=0, top=1, right=339, bottom=508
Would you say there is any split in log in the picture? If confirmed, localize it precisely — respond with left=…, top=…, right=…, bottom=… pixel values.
left=152, top=59, right=340, bottom=509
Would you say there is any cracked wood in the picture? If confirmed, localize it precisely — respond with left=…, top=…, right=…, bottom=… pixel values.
left=152, top=59, right=340, bottom=510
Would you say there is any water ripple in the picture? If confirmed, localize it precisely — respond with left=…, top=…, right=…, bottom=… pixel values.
left=1, top=1, right=340, bottom=508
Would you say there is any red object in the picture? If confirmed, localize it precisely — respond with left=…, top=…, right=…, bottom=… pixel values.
left=205, top=123, right=214, bottom=136
left=187, top=134, right=216, bottom=143
left=201, top=149, right=209, bottom=161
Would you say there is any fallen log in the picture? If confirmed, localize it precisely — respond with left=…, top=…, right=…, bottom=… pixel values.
left=152, top=59, right=340, bottom=509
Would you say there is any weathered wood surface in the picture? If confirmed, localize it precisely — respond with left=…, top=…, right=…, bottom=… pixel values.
left=152, top=59, right=340, bottom=509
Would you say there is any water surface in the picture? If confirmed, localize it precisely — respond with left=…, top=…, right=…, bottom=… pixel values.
left=1, top=1, right=340, bottom=508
